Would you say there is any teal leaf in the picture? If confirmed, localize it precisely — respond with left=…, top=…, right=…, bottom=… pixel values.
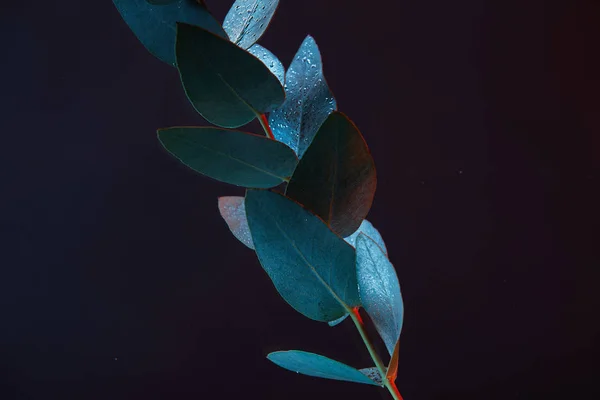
left=267, top=351, right=379, bottom=386
left=327, top=313, right=349, bottom=327
left=175, top=23, right=285, bottom=128
left=356, top=234, right=403, bottom=355
left=245, top=190, right=360, bottom=321
left=218, top=196, right=255, bottom=249
left=359, top=367, right=383, bottom=386
left=286, top=112, right=377, bottom=237
left=223, top=0, right=279, bottom=49
left=112, top=0, right=226, bottom=66
left=344, top=220, right=387, bottom=255
left=269, top=36, right=337, bottom=158
left=157, top=127, right=297, bottom=188
left=247, top=44, right=285, bottom=85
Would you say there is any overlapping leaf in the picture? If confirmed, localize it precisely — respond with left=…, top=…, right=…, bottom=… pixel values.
left=175, top=23, right=285, bottom=128
left=218, top=196, right=254, bottom=249
left=356, top=234, right=403, bottom=356
left=286, top=112, right=377, bottom=237
left=269, top=36, right=337, bottom=158
left=112, top=0, right=226, bottom=66
left=158, top=127, right=297, bottom=188
left=247, top=44, right=285, bottom=85
left=245, top=190, right=360, bottom=322
left=223, top=0, right=279, bottom=50
left=344, top=220, right=387, bottom=255
left=267, top=351, right=379, bottom=386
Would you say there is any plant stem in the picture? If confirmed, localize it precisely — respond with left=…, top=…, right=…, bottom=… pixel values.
left=349, top=307, right=404, bottom=400
left=258, top=113, right=275, bottom=139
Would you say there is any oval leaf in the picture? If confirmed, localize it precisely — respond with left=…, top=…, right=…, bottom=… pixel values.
left=269, top=35, right=337, bottom=158
left=247, top=44, right=285, bottom=85
left=175, top=23, right=285, bottom=128
left=223, top=0, right=279, bottom=49
left=285, top=112, right=377, bottom=237
left=218, top=196, right=255, bottom=249
left=158, top=127, right=297, bottom=188
left=267, top=351, right=379, bottom=386
left=112, top=0, right=226, bottom=66
left=245, top=190, right=360, bottom=321
left=344, top=220, right=387, bottom=255
left=356, top=234, right=403, bottom=356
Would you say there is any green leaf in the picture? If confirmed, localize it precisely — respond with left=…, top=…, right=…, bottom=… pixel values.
left=286, top=112, right=377, bottom=237
left=223, top=0, right=280, bottom=50
left=157, top=127, right=297, bottom=188
left=267, top=351, right=379, bottom=386
left=344, top=220, right=387, bottom=255
left=245, top=190, right=360, bottom=321
left=218, top=196, right=255, bottom=249
left=112, top=0, right=226, bottom=66
left=356, top=234, right=403, bottom=356
left=175, top=23, right=285, bottom=128
left=247, top=44, right=285, bottom=86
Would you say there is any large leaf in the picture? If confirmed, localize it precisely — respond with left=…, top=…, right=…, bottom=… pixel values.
left=223, top=0, right=279, bottom=50
left=344, top=220, right=387, bottom=255
left=286, top=112, right=377, bottom=237
left=218, top=196, right=254, bottom=249
left=112, top=0, right=226, bottom=66
left=269, top=36, right=337, bottom=158
left=267, top=351, right=379, bottom=386
left=245, top=190, right=360, bottom=321
left=158, top=127, right=297, bottom=188
left=247, top=44, right=285, bottom=85
left=356, top=234, right=403, bottom=356
left=175, top=23, right=285, bottom=128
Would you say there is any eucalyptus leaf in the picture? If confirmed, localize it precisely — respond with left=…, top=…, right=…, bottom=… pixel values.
left=344, top=220, right=387, bottom=255
left=112, top=0, right=225, bottom=66
left=247, top=44, right=285, bottom=85
left=223, top=0, right=279, bottom=49
left=158, top=127, right=297, bottom=188
left=356, top=234, right=403, bottom=356
left=218, top=196, right=255, bottom=249
left=245, top=190, right=360, bottom=322
left=286, top=112, right=377, bottom=237
left=359, top=367, right=383, bottom=386
left=267, top=351, right=379, bottom=386
left=269, top=35, right=337, bottom=158
left=175, top=23, right=285, bottom=128
left=327, top=313, right=349, bottom=327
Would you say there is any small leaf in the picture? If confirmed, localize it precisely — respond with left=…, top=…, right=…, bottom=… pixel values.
left=247, top=44, right=285, bottom=85
left=356, top=234, right=403, bottom=355
left=218, top=196, right=255, bottom=249
left=267, top=351, right=379, bottom=386
left=344, top=220, right=387, bottom=255
left=359, top=367, right=383, bottom=386
left=158, top=127, right=297, bottom=188
left=112, top=0, right=226, bottom=66
left=286, top=112, right=377, bottom=237
left=327, top=313, right=348, bottom=327
left=269, top=35, right=337, bottom=158
left=223, top=0, right=279, bottom=49
left=245, top=190, right=360, bottom=322
left=175, top=23, right=285, bottom=128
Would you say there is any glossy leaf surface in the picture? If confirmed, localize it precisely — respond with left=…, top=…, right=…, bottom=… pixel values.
left=175, top=23, right=285, bottom=128
left=356, top=234, right=403, bottom=355
left=269, top=36, right=337, bottom=158
left=247, top=44, right=285, bottom=85
left=112, top=0, right=225, bottom=66
left=245, top=190, right=360, bottom=321
left=218, top=196, right=255, bottom=249
left=223, top=0, right=279, bottom=49
left=344, top=220, right=387, bottom=255
left=267, top=351, right=379, bottom=386
left=158, top=127, right=297, bottom=188
left=286, top=112, right=377, bottom=237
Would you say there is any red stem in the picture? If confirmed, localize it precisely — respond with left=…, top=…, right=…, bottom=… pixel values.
left=260, top=114, right=275, bottom=140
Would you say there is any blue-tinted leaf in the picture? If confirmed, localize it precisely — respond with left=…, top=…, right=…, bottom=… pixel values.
left=245, top=190, right=360, bottom=322
left=269, top=36, right=337, bottom=158
left=359, top=367, right=383, bottom=386
left=112, top=0, right=226, bottom=66
left=356, top=234, right=403, bottom=355
left=158, top=127, right=297, bottom=188
left=223, top=0, right=279, bottom=49
left=285, top=112, right=377, bottom=237
left=267, top=351, right=379, bottom=386
left=344, top=220, right=387, bottom=255
left=176, top=23, right=285, bottom=128
left=247, top=44, right=285, bottom=85
left=327, top=313, right=349, bottom=327
left=218, top=196, right=255, bottom=249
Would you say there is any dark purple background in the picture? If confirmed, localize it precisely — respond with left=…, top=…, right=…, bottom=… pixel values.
left=1, top=1, right=598, bottom=399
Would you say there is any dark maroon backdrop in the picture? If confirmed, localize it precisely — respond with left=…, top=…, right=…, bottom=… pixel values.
left=1, top=1, right=598, bottom=399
